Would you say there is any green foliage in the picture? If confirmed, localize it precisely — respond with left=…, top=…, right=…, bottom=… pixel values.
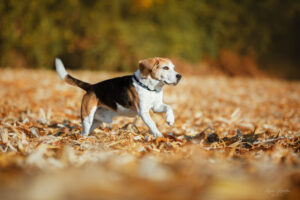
left=0, top=0, right=299, bottom=71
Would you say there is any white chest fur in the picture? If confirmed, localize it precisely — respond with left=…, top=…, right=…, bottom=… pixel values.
left=134, top=81, right=163, bottom=111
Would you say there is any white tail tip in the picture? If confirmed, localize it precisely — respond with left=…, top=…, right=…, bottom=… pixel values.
left=55, top=58, right=68, bottom=80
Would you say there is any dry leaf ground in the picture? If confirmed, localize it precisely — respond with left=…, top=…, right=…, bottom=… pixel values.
left=0, top=69, right=299, bottom=200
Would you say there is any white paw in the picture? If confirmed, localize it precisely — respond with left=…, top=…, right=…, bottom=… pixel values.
left=150, top=130, right=164, bottom=138
left=80, top=132, right=88, bottom=138
left=155, top=132, right=164, bottom=138
left=166, top=113, right=174, bottom=126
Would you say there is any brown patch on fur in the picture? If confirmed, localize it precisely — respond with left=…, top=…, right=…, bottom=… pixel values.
left=151, top=58, right=170, bottom=80
left=139, top=58, right=159, bottom=79
left=139, top=57, right=171, bottom=79
left=128, top=85, right=140, bottom=112
left=81, top=92, right=99, bottom=119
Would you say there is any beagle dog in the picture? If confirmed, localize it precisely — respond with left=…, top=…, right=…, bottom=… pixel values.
left=55, top=57, right=181, bottom=138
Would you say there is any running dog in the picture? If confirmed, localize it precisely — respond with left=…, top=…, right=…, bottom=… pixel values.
left=55, top=57, right=181, bottom=138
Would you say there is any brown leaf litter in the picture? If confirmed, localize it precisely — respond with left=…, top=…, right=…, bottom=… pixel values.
left=0, top=68, right=299, bottom=200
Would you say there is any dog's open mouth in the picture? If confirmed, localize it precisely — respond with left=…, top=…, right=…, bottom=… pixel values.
left=163, top=80, right=178, bottom=86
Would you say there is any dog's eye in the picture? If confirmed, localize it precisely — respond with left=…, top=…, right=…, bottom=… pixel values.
left=163, top=66, right=169, bottom=70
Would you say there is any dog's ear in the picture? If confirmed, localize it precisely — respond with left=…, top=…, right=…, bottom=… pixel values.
left=139, top=58, right=159, bottom=79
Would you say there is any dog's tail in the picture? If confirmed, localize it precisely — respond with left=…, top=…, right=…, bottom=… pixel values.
left=55, top=58, right=91, bottom=91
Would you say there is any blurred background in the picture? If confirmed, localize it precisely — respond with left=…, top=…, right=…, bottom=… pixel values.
left=0, top=0, right=299, bottom=79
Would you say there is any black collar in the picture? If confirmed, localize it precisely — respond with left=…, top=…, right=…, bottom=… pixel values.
left=133, top=75, right=159, bottom=92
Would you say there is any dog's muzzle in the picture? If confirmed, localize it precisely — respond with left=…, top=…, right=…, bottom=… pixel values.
left=162, top=74, right=182, bottom=85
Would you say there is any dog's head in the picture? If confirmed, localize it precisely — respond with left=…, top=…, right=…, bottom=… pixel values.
left=138, top=57, right=181, bottom=85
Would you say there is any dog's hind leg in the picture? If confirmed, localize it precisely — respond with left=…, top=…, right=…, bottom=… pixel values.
left=80, top=92, right=98, bottom=136
left=81, top=107, right=97, bottom=136
left=89, top=119, right=102, bottom=133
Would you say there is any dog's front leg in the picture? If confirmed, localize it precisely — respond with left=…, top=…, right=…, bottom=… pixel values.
left=153, top=104, right=174, bottom=126
left=140, top=110, right=163, bottom=138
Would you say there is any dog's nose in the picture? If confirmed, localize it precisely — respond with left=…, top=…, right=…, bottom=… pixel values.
left=176, top=74, right=182, bottom=80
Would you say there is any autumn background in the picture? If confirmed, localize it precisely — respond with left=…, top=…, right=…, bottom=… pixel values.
left=0, top=1, right=300, bottom=200
left=0, top=0, right=299, bottom=78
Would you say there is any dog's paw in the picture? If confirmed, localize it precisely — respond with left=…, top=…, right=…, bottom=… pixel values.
left=155, top=132, right=164, bottom=138
left=166, top=113, right=174, bottom=126
left=80, top=134, right=88, bottom=138
left=150, top=131, right=164, bottom=139
left=80, top=131, right=89, bottom=138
